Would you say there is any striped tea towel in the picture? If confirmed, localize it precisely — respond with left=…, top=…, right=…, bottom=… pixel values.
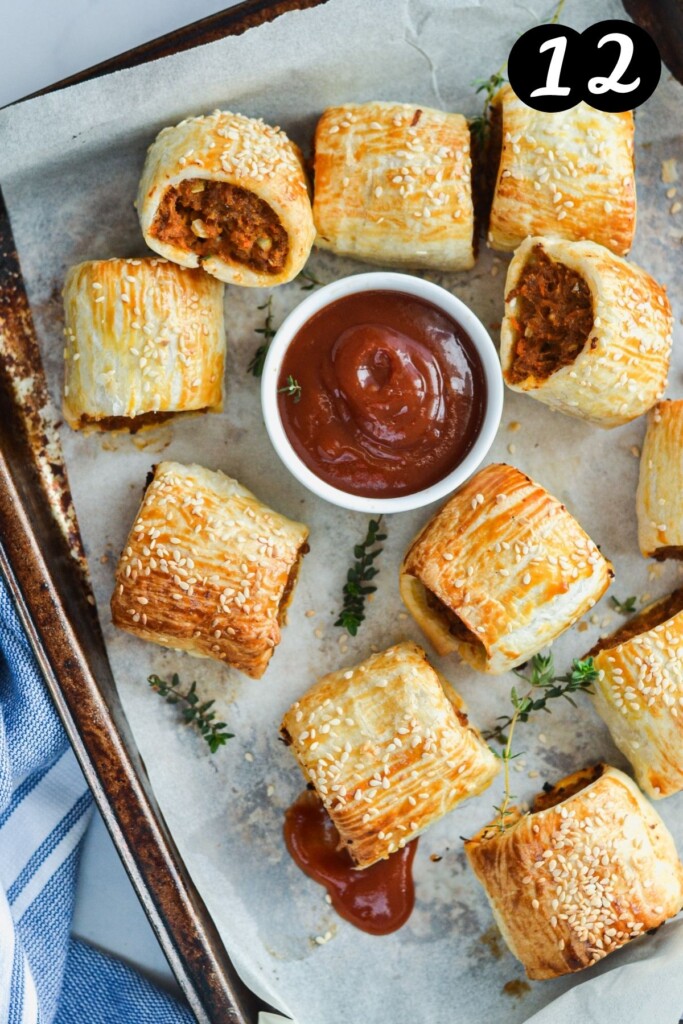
left=0, top=571, right=193, bottom=1023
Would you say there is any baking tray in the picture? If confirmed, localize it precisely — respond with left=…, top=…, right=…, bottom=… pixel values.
left=0, top=2, right=679, bottom=1023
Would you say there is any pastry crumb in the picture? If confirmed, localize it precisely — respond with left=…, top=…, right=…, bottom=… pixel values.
left=661, top=158, right=678, bottom=184
left=244, top=752, right=254, bottom=763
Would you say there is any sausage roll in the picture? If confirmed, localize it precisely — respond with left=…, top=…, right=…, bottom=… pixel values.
left=281, top=642, right=498, bottom=868
left=590, top=590, right=683, bottom=798
left=111, top=461, right=309, bottom=678
left=313, top=102, right=474, bottom=271
left=63, top=258, right=225, bottom=431
left=400, top=463, right=612, bottom=674
left=488, top=85, right=636, bottom=255
left=138, top=110, right=315, bottom=287
left=465, top=764, right=683, bottom=980
left=500, top=237, right=673, bottom=428
left=637, top=401, right=683, bottom=559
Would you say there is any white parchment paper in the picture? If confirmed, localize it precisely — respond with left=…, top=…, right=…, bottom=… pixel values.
left=1, top=2, right=682, bottom=1022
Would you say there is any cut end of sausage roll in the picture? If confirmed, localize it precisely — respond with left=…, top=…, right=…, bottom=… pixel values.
left=500, top=238, right=673, bottom=428
left=313, top=102, right=475, bottom=271
left=151, top=180, right=290, bottom=277
left=63, top=258, right=225, bottom=431
left=138, top=111, right=315, bottom=287
left=400, top=463, right=612, bottom=674
left=504, top=244, right=594, bottom=385
left=589, top=589, right=683, bottom=799
left=110, top=462, right=309, bottom=678
left=280, top=642, right=498, bottom=868
left=465, top=764, right=683, bottom=980
left=637, top=401, right=683, bottom=559
left=488, top=85, right=636, bottom=256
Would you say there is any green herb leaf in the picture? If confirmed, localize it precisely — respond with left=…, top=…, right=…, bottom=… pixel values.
left=248, top=296, right=276, bottom=377
left=610, top=595, right=637, bottom=616
left=277, top=375, right=302, bottom=403
left=484, top=650, right=598, bottom=831
left=148, top=673, right=234, bottom=753
left=468, top=0, right=566, bottom=145
left=334, top=517, right=387, bottom=636
left=298, top=268, right=323, bottom=291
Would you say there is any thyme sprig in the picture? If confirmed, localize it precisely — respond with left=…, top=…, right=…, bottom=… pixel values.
left=298, top=268, right=323, bottom=291
left=610, top=595, right=637, bottom=616
left=278, top=375, right=302, bottom=403
left=470, top=65, right=507, bottom=146
left=468, top=0, right=567, bottom=145
left=149, top=673, right=234, bottom=754
left=485, top=652, right=598, bottom=830
left=248, top=296, right=276, bottom=377
left=334, top=517, right=387, bottom=636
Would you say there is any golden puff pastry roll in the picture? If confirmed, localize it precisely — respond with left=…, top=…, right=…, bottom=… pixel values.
left=589, top=590, right=683, bottom=798
left=138, top=110, right=315, bottom=287
left=637, top=401, right=683, bottom=559
left=281, top=642, right=498, bottom=868
left=400, top=463, right=612, bottom=674
left=111, top=462, right=309, bottom=678
left=63, top=258, right=224, bottom=431
left=488, top=84, right=636, bottom=255
left=313, top=102, right=474, bottom=271
left=465, top=764, right=683, bottom=980
left=500, top=237, right=673, bottom=428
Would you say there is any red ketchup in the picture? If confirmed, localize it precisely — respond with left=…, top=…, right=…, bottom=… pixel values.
left=277, top=289, right=486, bottom=498
left=284, top=789, right=418, bottom=936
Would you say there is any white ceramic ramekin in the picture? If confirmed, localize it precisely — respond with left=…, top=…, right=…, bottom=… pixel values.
left=261, top=271, right=503, bottom=514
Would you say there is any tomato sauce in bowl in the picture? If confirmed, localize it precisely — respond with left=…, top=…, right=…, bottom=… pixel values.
left=261, top=272, right=503, bottom=514
left=277, top=289, right=486, bottom=499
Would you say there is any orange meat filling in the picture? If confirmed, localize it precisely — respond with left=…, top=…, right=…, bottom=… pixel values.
left=425, top=587, right=484, bottom=650
left=589, top=588, right=683, bottom=657
left=151, top=179, right=289, bottom=274
left=506, top=246, right=594, bottom=384
left=532, top=764, right=605, bottom=813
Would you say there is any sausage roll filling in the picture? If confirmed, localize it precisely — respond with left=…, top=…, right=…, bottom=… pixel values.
left=505, top=245, right=594, bottom=385
left=590, top=588, right=683, bottom=657
left=151, top=179, right=289, bottom=276
left=424, top=588, right=486, bottom=654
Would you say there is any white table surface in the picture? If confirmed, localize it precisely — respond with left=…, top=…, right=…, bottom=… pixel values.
left=1, top=0, right=243, bottom=999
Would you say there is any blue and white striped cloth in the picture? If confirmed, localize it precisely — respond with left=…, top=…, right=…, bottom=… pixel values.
left=0, top=572, right=193, bottom=1024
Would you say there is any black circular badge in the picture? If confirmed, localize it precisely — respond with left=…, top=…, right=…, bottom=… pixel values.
left=508, top=24, right=583, bottom=112
left=508, top=18, right=661, bottom=113
left=581, top=20, right=661, bottom=112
